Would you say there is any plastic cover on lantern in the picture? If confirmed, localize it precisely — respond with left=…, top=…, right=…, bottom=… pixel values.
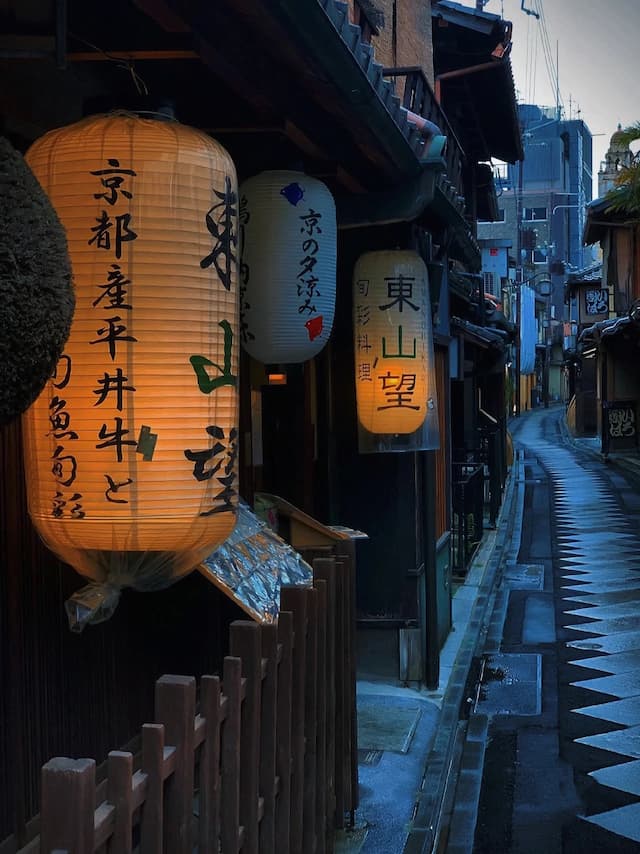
left=23, top=112, right=240, bottom=612
left=198, top=498, right=313, bottom=623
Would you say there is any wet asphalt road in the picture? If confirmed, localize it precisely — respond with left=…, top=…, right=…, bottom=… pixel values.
left=470, top=407, right=640, bottom=854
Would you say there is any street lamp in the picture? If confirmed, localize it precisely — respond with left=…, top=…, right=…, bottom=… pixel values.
left=551, top=204, right=580, bottom=216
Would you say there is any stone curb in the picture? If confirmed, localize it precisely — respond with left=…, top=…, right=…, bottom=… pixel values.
left=557, top=412, right=640, bottom=486
left=402, top=450, right=525, bottom=854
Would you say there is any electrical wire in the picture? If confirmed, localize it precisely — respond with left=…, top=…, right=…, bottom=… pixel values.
left=533, top=0, right=565, bottom=117
left=69, top=32, right=150, bottom=96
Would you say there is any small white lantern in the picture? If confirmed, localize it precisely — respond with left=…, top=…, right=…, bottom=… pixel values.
left=239, top=170, right=336, bottom=364
left=353, top=250, right=436, bottom=436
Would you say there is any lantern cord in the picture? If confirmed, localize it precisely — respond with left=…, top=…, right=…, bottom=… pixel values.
left=129, top=63, right=149, bottom=96
left=68, top=32, right=149, bottom=96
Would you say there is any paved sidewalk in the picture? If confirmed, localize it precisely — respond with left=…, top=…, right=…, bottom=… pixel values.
left=336, top=444, right=525, bottom=853
left=558, top=411, right=640, bottom=481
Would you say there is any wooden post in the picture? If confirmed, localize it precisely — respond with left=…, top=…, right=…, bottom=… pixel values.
left=302, top=587, right=318, bottom=854
left=107, top=751, right=134, bottom=854
left=199, top=675, right=222, bottom=853
left=220, top=656, right=242, bottom=854
left=280, top=586, right=307, bottom=854
left=314, top=578, right=328, bottom=854
left=313, top=558, right=336, bottom=848
left=230, top=621, right=262, bottom=854
left=337, top=547, right=359, bottom=816
left=140, top=723, right=165, bottom=854
left=41, top=758, right=95, bottom=854
left=275, top=610, right=293, bottom=854
left=333, top=560, right=346, bottom=826
left=259, top=623, right=279, bottom=854
left=154, top=674, right=196, bottom=854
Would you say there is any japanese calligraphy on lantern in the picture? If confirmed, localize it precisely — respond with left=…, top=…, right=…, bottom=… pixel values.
left=239, top=170, right=337, bottom=364
left=89, top=160, right=139, bottom=500
left=23, top=114, right=239, bottom=586
left=47, top=356, right=84, bottom=518
left=353, top=251, right=434, bottom=435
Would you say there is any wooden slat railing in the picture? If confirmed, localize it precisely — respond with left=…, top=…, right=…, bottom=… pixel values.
left=22, top=555, right=356, bottom=854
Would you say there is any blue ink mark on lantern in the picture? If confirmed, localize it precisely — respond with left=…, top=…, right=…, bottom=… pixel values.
left=280, top=182, right=304, bottom=206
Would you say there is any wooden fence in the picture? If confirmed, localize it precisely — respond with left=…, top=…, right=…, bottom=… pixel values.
left=15, top=555, right=357, bottom=854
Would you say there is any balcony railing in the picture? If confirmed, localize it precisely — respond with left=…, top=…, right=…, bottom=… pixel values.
left=383, top=65, right=465, bottom=198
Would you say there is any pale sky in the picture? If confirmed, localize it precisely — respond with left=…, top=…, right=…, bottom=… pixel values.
left=482, top=0, right=639, bottom=197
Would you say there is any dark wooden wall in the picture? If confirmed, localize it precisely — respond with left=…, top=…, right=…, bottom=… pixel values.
left=0, top=418, right=244, bottom=845
left=434, top=346, right=451, bottom=540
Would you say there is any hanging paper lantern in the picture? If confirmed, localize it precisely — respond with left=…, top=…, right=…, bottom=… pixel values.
left=353, top=250, right=435, bottom=435
left=239, top=170, right=336, bottom=363
left=23, top=113, right=239, bottom=587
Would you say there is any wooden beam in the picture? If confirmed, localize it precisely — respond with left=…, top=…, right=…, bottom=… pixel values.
left=285, top=121, right=329, bottom=162
left=67, top=50, right=198, bottom=62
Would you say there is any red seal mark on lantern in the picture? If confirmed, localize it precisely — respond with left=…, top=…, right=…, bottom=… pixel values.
left=305, top=315, right=323, bottom=341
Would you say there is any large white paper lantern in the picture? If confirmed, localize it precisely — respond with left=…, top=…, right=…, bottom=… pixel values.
left=23, top=113, right=239, bottom=588
left=239, top=170, right=336, bottom=363
left=353, top=250, right=436, bottom=435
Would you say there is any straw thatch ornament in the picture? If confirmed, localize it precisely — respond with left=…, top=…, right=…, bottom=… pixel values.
left=0, top=136, right=74, bottom=425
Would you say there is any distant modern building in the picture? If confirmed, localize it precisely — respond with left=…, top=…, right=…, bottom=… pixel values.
left=478, top=102, right=597, bottom=408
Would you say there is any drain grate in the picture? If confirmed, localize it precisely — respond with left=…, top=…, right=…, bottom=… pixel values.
left=358, top=749, right=383, bottom=766
left=476, top=653, right=542, bottom=716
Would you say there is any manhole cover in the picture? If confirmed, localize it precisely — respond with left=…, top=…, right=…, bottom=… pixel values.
left=476, top=653, right=542, bottom=716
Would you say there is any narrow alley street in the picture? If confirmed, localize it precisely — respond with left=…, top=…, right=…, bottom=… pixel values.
left=453, top=406, right=640, bottom=853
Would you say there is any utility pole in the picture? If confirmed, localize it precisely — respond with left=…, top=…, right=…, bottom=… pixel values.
left=515, top=154, right=524, bottom=416
left=556, top=41, right=560, bottom=121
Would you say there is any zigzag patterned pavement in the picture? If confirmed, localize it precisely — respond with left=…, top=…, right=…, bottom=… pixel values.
left=519, top=419, right=640, bottom=847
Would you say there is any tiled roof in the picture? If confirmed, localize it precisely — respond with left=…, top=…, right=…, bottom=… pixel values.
left=567, top=262, right=603, bottom=284
left=321, top=0, right=472, bottom=229
left=320, top=0, right=427, bottom=159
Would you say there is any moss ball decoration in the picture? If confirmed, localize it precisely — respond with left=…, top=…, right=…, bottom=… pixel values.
left=0, top=136, right=74, bottom=425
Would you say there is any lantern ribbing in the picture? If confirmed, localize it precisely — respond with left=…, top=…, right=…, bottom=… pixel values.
left=23, top=114, right=239, bottom=587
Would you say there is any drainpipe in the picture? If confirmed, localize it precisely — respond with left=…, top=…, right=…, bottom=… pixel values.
left=434, top=60, right=506, bottom=104
left=401, top=108, right=442, bottom=138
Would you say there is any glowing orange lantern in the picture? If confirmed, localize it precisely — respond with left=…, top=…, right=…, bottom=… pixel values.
left=353, top=250, right=435, bottom=435
left=23, top=114, right=239, bottom=587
